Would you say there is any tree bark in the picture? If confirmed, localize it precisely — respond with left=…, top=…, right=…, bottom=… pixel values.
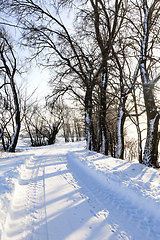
left=115, top=96, right=126, bottom=159
left=99, top=67, right=108, bottom=155
left=140, top=0, right=160, bottom=167
left=132, top=90, right=143, bottom=163
left=141, top=83, right=159, bottom=166
left=7, top=78, right=20, bottom=152
left=48, top=124, right=58, bottom=145
left=85, top=81, right=96, bottom=151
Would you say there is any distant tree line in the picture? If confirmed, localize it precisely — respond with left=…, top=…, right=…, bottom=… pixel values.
left=0, top=0, right=160, bottom=168
left=24, top=100, right=85, bottom=146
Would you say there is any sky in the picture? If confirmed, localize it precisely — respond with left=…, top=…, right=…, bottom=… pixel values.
left=23, top=66, right=51, bottom=102
left=0, top=2, right=75, bottom=104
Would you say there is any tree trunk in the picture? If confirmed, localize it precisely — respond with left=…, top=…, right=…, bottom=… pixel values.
left=1, top=135, right=6, bottom=151
left=141, top=84, right=159, bottom=166
left=99, top=68, right=108, bottom=155
left=140, top=0, right=160, bottom=167
left=85, top=83, right=96, bottom=151
left=130, top=86, right=143, bottom=163
left=115, top=101, right=126, bottom=159
left=48, top=124, right=58, bottom=145
left=133, top=94, right=143, bottom=163
left=7, top=78, right=20, bottom=152
left=137, top=124, right=143, bottom=164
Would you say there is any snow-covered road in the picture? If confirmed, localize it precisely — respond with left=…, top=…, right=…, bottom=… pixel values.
left=1, top=141, right=160, bottom=239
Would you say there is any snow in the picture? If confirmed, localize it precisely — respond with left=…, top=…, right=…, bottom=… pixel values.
left=102, top=72, right=106, bottom=87
left=1, top=140, right=160, bottom=239
left=143, top=115, right=159, bottom=165
left=101, top=129, right=105, bottom=154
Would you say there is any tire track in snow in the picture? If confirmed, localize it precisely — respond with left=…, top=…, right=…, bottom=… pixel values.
left=2, top=149, right=49, bottom=240
left=2, top=154, right=36, bottom=240
left=66, top=151, right=160, bottom=240
left=23, top=150, right=50, bottom=240
left=55, top=153, right=118, bottom=240
left=42, top=167, right=49, bottom=240
left=25, top=154, right=44, bottom=239
left=64, top=153, right=123, bottom=239
left=42, top=148, right=117, bottom=240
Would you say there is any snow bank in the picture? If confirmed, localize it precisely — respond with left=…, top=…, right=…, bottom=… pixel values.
left=0, top=147, right=33, bottom=238
left=67, top=148, right=160, bottom=220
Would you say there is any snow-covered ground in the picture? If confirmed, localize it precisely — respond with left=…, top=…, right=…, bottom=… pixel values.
left=1, top=140, right=160, bottom=239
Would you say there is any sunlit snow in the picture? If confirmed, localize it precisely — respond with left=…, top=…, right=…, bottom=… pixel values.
left=1, top=140, right=160, bottom=239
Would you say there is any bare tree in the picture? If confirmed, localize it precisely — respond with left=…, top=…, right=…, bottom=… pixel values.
left=24, top=102, right=63, bottom=146
left=1, top=0, right=160, bottom=166
left=139, top=0, right=160, bottom=166
left=86, top=0, right=127, bottom=154
left=0, top=29, right=20, bottom=152
left=1, top=0, right=103, bottom=150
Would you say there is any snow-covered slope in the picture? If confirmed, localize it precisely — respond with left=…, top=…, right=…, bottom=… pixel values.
left=0, top=141, right=160, bottom=239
